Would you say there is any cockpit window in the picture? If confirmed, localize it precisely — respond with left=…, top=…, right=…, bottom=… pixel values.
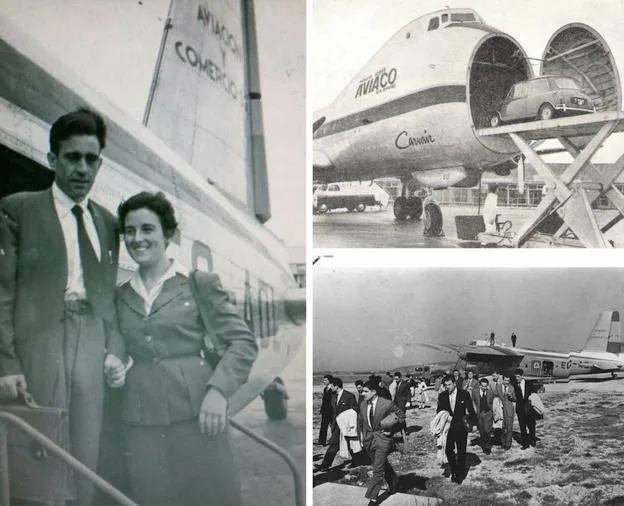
left=428, top=17, right=439, bottom=31
left=441, top=14, right=448, bottom=22
left=450, top=13, right=475, bottom=22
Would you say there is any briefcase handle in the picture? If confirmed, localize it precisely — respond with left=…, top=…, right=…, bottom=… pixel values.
left=17, top=385, right=39, bottom=408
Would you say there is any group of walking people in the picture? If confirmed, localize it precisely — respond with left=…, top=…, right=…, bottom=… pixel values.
left=0, top=110, right=258, bottom=506
left=433, top=368, right=542, bottom=484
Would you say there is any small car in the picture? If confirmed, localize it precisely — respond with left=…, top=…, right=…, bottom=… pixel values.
left=491, top=76, right=595, bottom=127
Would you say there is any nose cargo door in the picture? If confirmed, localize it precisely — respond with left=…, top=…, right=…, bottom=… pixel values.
left=541, top=23, right=621, bottom=112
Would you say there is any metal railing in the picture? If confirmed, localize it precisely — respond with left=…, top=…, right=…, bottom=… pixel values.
left=0, top=412, right=303, bottom=506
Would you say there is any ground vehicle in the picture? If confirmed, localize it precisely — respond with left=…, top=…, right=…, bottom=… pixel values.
left=491, top=76, right=595, bottom=126
left=313, top=182, right=389, bottom=213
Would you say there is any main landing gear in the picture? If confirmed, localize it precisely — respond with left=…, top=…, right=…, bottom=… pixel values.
left=393, top=180, right=444, bottom=236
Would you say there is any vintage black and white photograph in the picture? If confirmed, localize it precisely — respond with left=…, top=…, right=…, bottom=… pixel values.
left=312, top=0, right=624, bottom=248
left=0, top=1, right=305, bottom=505
left=313, top=257, right=624, bottom=505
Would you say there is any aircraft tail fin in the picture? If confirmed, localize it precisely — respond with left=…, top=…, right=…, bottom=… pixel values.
left=582, top=311, right=620, bottom=354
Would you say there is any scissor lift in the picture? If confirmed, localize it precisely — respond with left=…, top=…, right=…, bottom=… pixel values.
left=476, top=111, right=624, bottom=247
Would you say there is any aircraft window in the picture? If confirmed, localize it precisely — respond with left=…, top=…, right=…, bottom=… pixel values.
left=441, top=14, right=448, bottom=22
left=450, top=13, right=475, bottom=22
left=527, top=79, right=550, bottom=94
left=428, top=17, right=439, bottom=31
left=313, top=116, right=326, bottom=133
left=191, top=240, right=213, bottom=272
left=328, top=184, right=340, bottom=191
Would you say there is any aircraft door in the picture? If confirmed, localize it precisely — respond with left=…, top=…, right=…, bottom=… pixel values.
left=542, top=361, right=554, bottom=378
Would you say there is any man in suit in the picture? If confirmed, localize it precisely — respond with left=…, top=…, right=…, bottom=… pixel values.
left=318, top=374, right=334, bottom=445
left=0, top=109, right=126, bottom=506
left=463, top=369, right=478, bottom=394
left=436, top=375, right=476, bottom=483
left=359, top=380, right=404, bottom=505
left=500, top=374, right=516, bottom=450
left=513, top=368, right=537, bottom=449
left=392, top=371, right=410, bottom=413
left=315, top=376, right=358, bottom=470
left=453, top=369, right=464, bottom=390
left=472, top=378, right=495, bottom=454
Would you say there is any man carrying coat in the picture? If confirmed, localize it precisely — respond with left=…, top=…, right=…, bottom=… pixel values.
left=436, top=375, right=476, bottom=484
left=359, top=380, right=405, bottom=505
left=0, top=109, right=126, bottom=506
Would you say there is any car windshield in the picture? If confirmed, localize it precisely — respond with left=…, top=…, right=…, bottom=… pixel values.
left=553, top=77, right=581, bottom=90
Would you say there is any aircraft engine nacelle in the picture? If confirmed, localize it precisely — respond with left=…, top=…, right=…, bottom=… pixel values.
left=313, top=9, right=621, bottom=187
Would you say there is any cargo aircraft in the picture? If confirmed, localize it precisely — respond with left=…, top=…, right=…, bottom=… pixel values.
left=313, top=7, right=621, bottom=236
left=419, top=311, right=624, bottom=381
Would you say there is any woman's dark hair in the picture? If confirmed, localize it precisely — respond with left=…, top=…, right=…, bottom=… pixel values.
left=117, top=191, right=178, bottom=239
left=50, top=108, right=106, bottom=154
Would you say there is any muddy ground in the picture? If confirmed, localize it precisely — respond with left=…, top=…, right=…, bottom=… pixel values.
left=312, top=378, right=624, bottom=505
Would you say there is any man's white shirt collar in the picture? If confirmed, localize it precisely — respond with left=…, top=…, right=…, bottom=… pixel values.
left=52, top=183, right=89, bottom=217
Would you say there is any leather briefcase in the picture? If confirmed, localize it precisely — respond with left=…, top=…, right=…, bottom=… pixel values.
left=0, top=390, right=75, bottom=504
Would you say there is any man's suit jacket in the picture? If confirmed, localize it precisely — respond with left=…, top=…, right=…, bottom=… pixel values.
left=500, top=383, right=516, bottom=418
left=116, top=271, right=258, bottom=425
left=332, top=389, right=357, bottom=422
left=320, top=386, right=334, bottom=418
left=471, top=388, right=495, bottom=417
left=513, top=378, right=534, bottom=405
left=0, top=189, right=122, bottom=407
left=359, top=396, right=405, bottom=448
left=437, top=388, right=476, bottom=430
left=393, top=380, right=411, bottom=408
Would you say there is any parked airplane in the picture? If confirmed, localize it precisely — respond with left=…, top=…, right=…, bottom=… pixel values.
left=313, top=7, right=620, bottom=236
left=420, top=311, right=624, bottom=381
left=0, top=6, right=304, bottom=421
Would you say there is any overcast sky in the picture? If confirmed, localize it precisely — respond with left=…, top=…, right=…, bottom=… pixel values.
left=313, top=0, right=624, bottom=162
left=314, top=259, right=624, bottom=371
left=0, top=0, right=305, bottom=248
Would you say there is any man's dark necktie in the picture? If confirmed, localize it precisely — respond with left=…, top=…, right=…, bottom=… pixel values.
left=71, top=205, right=101, bottom=306
left=480, top=392, right=489, bottom=412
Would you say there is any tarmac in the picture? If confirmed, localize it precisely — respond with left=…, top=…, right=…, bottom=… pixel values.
left=314, top=483, right=443, bottom=506
left=313, top=204, right=624, bottom=248
left=233, top=344, right=306, bottom=506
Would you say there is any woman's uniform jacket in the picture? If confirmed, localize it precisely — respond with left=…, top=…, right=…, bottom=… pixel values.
left=115, top=270, right=258, bottom=425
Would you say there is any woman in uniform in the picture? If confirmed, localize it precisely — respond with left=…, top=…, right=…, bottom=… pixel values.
left=114, top=191, right=258, bottom=506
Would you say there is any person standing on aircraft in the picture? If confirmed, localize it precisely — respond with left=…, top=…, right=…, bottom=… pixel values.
left=318, top=374, right=335, bottom=445
left=114, top=191, right=258, bottom=506
left=513, top=368, right=537, bottom=449
left=489, top=332, right=496, bottom=346
left=0, top=109, right=127, bottom=506
left=511, top=332, right=517, bottom=347
left=500, top=374, right=516, bottom=450
left=472, top=378, right=495, bottom=455
left=436, top=375, right=476, bottom=484
left=359, top=380, right=404, bottom=505
left=315, top=376, right=358, bottom=471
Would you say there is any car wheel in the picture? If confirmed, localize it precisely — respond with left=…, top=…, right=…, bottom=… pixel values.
left=490, top=114, right=500, bottom=127
left=393, top=197, right=409, bottom=220
left=538, top=104, right=555, bottom=121
left=356, top=203, right=366, bottom=212
left=318, top=203, right=328, bottom=214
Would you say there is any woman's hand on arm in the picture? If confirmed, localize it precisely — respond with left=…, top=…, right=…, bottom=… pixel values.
left=199, top=387, right=228, bottom=436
